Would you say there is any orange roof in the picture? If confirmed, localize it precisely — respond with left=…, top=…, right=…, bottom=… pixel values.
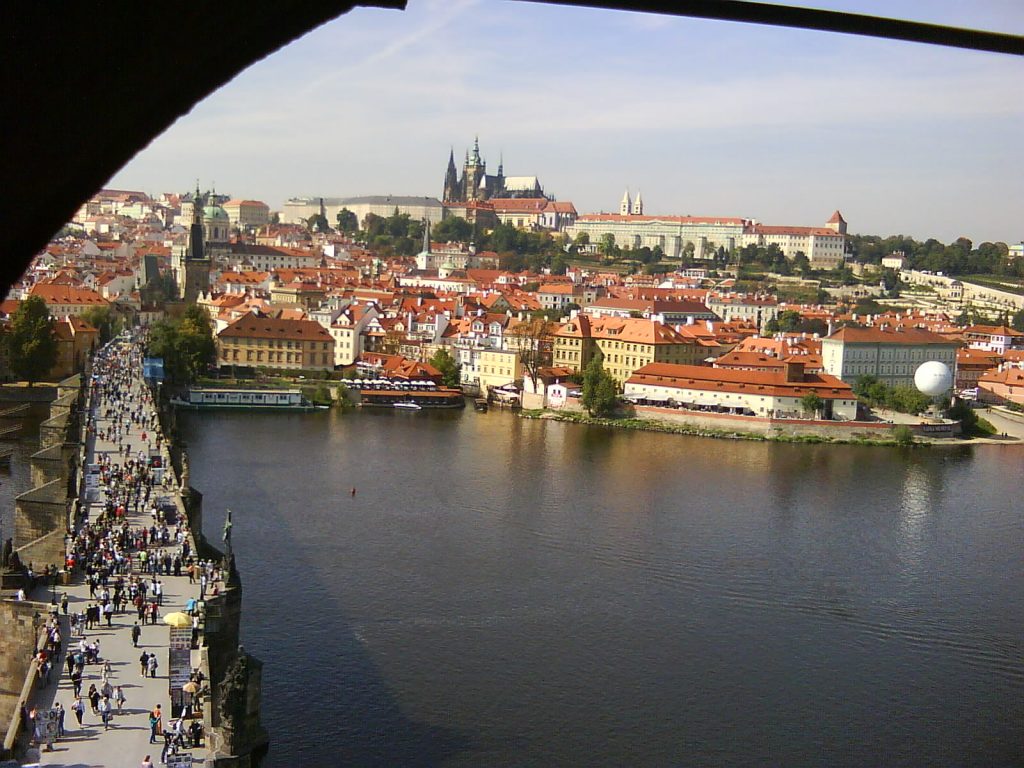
left=557, top=315, right=696, bottom=345
left=577, top=214, right=746, bottom=225
left=627, top=362, right=854, bottom=400
left=29, top=284, right=109, bottom=306
left=218, top=314, right=331, bottom=342
left=826, top=326, right=958, bottom=345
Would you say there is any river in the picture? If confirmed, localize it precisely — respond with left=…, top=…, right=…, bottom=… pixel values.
left=169, top=407, right=1021, bottom=766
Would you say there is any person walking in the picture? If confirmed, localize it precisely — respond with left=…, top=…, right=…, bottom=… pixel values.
left=147, top=653, right=159, bottom=678
left=71, top=695, right=85, bottom=728
left=115, top=685, right=127, bottom=714
left=141, top=756, right=154, bottom=768
left=99, top=695, right=113, bottom=730
left=132, top=621, right=142, bottom=647
left=139, top=651, right=149, bottom=677
left=88, top=684, right=100, bottom=715
left=54, top=702, right=65, bottom=738
left=148, top=704, right=162, bottom=744
left=70, top=667, right=82, bottom=697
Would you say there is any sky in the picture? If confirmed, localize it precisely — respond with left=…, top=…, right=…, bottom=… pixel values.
left=107, top=0, right=1024, bottom=245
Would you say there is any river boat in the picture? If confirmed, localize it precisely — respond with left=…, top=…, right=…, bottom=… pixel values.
left=474, top=398, right=489, bottom=412
left=394, top=401, right=423, bottom=411
left=171, top=388, right=324, bottom=411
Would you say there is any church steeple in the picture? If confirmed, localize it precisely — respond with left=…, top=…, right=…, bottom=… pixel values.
left=632, top=190, right=644, bottom=215
left=189, top=182, right=205, bottom=261
left=443, top=147, right=459, bottom=203
left=620, top=188, right=632, bottom=216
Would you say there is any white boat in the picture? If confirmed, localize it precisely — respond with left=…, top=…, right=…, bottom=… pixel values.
left=171, top=388, right=322, bottom=411
left=393, top=401, right=422, bottom=410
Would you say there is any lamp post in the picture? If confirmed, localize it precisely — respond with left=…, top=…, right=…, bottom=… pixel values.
left=50, top=565, right=58, bottom=606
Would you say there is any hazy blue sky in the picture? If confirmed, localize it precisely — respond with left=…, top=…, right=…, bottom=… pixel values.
left=108, top=0, right=1023, bottom=244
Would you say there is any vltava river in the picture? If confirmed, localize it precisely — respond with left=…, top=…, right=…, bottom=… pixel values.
left=178, top=408, right=1023, bottom=767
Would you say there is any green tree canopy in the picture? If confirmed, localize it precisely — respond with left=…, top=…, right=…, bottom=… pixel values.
left=800, top=391, right=823, bottom=417
left=430, top=216, right=473, bottom=244
left=80, top=305, right=123, bottom=344
left=429, top=347, right=461, bottom=388
left=581, top=350, right=618, bottom=417
left=336, top=208, right=358, bottom=234
left=1011, top=309, right=1024, bottom=332
left=147, top=304, right=216, bottom=385
left=6, top=295, right=57, bottom=384
left=306, top=213, right=331, bottom=233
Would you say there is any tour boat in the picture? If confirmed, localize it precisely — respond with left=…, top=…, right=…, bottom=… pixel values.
left=393, top=401, right=423, bottom=410
left=171, top=388, right=323, bottom=411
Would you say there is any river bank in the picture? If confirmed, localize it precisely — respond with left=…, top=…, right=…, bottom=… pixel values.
left=520, top=408, right=1022, bottom=447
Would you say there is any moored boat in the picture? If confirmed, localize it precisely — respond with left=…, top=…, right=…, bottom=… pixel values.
left=171, top=388, right=323, bottom=411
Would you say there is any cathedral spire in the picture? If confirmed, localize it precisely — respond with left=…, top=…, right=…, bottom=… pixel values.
left=620, top=188, right=632, bottom=216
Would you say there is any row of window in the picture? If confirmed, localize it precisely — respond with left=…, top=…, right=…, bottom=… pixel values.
left=229, top=337, right=331, bottom=350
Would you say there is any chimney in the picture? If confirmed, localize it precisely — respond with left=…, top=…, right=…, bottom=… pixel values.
left=784, top=360, right=805, bottom=382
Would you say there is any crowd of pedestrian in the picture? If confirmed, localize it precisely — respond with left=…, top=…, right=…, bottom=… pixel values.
left=19, top=331, right=209, bottom=761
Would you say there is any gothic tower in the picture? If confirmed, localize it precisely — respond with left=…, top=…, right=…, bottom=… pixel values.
left=464, top=136, right=486, bottom=202
left=443, top=148, right=459, bottom=203
left=182, top=183, right=212, bottom=303
left=620, top=189, right=632, bottom=216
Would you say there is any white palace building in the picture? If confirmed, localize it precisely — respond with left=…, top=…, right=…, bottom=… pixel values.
left=566, top=191, right=848, bottom=269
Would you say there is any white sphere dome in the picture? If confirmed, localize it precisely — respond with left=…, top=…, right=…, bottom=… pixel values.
left=914, top=361, right=953, bottom=397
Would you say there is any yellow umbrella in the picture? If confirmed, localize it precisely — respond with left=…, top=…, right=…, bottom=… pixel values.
left=182, top=681, right=199, bottom=694
left=163, top=612, right=191, bottom=628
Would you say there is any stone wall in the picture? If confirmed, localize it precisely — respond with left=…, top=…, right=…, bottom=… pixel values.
left=14, top=481, right=68, bottom=569
left=632, top=406, right=897, bottom=440
left=0, top=600, right=45, bottom=750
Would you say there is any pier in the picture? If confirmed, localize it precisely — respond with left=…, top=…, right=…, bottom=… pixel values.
left=0, top=332, right=266, bottom=765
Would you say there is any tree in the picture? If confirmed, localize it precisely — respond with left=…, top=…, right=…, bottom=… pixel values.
left=6, top=295, right=57, bottom=384
left=581, top=350, right=617, bottom=417
left=429, top=348, right=461, bottom=388
left=146, top=304, right=215, bottom=385
left=800, top=391, right=823, bottom=418
left=508, top=317, right=556, bottom=392
left=80, top=305, right=122, bottom=344
left=306, top=213, right=331, bottom=233
left=1011, top=309, right=1024, bottom=332
left=430, top=216, right=472, bottom=244
left=946, top=399, right=979, bottom=434
left=336, top=208, right=357, bottom=234
left=598, top=233, right=616, bottom=257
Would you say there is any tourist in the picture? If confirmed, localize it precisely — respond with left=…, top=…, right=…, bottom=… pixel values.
left=139, top=650, right=150, bottom=677
left=71, top=695, right=85, bottom=727
left=54, top=701, right=65, bottom=738
left=88, top=684, right=100, bottom=715
left=99, top=695, right=113, bottom=730
left=132, top=621, right=142, bottom=647
left=148, top=652, right=159, bottom=678
left=115, top=685, right=127, bottom=713
left=141, top=756, right=154, bottom=768
left=148, top=704, right=162, bottom=743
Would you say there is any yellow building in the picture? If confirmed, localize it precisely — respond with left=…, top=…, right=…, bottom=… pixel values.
left=478, top=349, right=523, bottom=394
left=553, top=315, right=704, bottom=386
left=217, top=313, right=334, bottom=372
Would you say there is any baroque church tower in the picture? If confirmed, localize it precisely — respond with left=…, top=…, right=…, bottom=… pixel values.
left=181, top=183, right=212, bottom=302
